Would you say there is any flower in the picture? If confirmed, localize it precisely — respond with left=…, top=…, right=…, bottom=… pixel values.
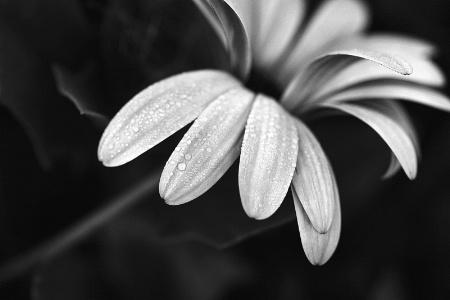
left=98, top=0, right=450, bottom=265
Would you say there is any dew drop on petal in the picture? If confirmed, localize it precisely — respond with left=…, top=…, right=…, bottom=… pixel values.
left=185, top=153, right=192, bottom=160
left=177, top=162, right=187, bottom=171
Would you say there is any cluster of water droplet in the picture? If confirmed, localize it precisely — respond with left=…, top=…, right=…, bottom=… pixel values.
left=239, top=94, right=298, bottom=219
left=160, top=88, right=255, bottom=203
left=98, top=70, right=241, bottom=166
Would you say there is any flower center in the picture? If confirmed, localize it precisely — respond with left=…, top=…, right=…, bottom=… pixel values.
left=246, top=69, right=282, bottom=100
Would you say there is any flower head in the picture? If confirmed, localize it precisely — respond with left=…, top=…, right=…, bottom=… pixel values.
left=98, top=0, right=450, bottom=265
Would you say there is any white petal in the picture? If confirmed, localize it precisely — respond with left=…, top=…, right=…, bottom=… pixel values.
left=323, top=81, right=450, bottom=112
left=224, top=0, right=305, bottom=70
left=323, top=100, right=418, bottom=179
left=160, top=87, right=255, bottom=204
left=239, top=95, right=298, bottom=220
left=291, top=120, right=336, bottom=233
left=336, top=34, right=436, bottom=58
left=279, top=0, right=369, bottom=83
left=281, top=49, right=413, bottom=113
left=310, top=56, right=445, bottom=101
left=293, top=170, right=341, bottom=266
left=98, top=70, right=241, bottom=167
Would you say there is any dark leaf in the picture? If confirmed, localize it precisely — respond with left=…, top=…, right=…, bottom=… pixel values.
left=0, top=0, right=95, bottom=68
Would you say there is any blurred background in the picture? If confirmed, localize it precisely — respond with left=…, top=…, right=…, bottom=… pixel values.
left=0, top=0, right=450, bottom=299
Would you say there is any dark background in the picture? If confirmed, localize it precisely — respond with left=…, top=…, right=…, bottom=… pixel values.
left=0, top=0, right=450, bottom=299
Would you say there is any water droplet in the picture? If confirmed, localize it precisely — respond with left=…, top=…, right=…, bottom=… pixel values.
left=177, top=162, right=187, bottom=171
left=185, top=153, right=192, bottom=160
left=108, top=143, right=115, bottom=150
left=133, top=127, right=139, bottom=133
left=206, top=148, right=212, bottom=153
left=175, top=146, right=181, bottom=152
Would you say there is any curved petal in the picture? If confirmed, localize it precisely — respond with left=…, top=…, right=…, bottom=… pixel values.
left=323, top=81, right=450, bottom=112
left=293, top=170, right=341, bottom=266
left=380, top=100, right=420, bottom=179
left=224, top=0, right=305, bottom=70
left=335, top=34, right=436, bottom=58
left=160, top=87, right=255, bottom=204
left=239, top=95, right=298, bottom=220
left=192, top=0, right=251, bottom=79
left=191, top=0, right=227, bottom=46
left=323, top=100, right=418, bottom=179
left=98, top=70, right=242, bottom=167
left=383, top=153, right=402, bottom=179
left=279, top=0, right=370, bottom=83
left=310, top=56, right=445, bottom=102
left=281, top=49, right=413, bottom=113
left=291, top=120, right=336, bottom=234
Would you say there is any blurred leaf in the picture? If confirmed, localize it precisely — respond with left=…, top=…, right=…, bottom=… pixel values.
left=0, top=21, right=98, bottom=169
left=32, top=217, right=251, bottom=300
left=32, top=248, right=110, bottom=300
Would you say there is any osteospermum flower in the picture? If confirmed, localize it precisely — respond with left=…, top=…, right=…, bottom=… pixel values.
left=98, top=0, right=450, bottom=265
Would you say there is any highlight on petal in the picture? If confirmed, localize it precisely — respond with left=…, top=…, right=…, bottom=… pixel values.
left=293, top=170, right=341, bottom=266
left=98, top=70, right=242, bottom=167
left=380, top=100, right=420, bottom=179
left=282, top=49, right=414, bottom=113
left=239, top=94, right=299, bottom=220
left=191, top=0, right=227, bottom=46
left=323, top=100, right=418, bottom=179
left=279, top=0, right=370, bottom=83
left=192, top=0, right=251, bottom=79
left=160, top=87, right=255, bottom=204
left=224, top=0, right=305, bottom=70
left=323, top=81, right=450, bottom=112
left=383, top=153, right=402, bottom=179
left=291, top=120, right=336, bottom=234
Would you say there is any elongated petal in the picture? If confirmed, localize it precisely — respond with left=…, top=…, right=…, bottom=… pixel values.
left=282, top=49, right=413, bottom=113
left=279, top=0, right=369, bottom=83
left=336, top=34, right=436, bottom=58
left=98, top=70, right=241, bottom=167
left=239, top=95, right=298, bottom=220
left=160, top=87, right=255, bottom=204
left=291, top=120, right=336, bottom=233
left=380, top=100, right=420, bottom=179
left=323, top=101, right=418, bottom=179
left=293, top=170, right=341, bottom=266
left=311, top=56, right=444, bottom=102
left=224, top=0, right=305, bottom=70
left=323, top=81, right=450, bottom=112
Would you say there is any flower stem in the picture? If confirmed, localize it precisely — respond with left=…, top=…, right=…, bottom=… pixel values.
left=0, top=170, right=160, bottom=283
